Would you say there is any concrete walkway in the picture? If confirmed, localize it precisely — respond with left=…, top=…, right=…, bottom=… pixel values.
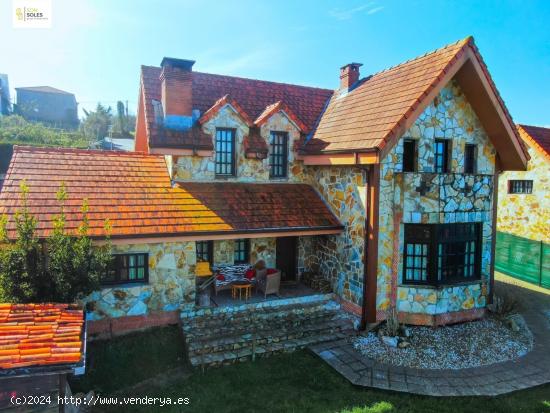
left=309, top=274, right=550, bottom=396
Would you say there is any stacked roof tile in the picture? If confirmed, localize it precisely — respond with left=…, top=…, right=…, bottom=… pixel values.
left=0, top=304, right=84, bottom=370
left=517, top=124, right=550, bottom=159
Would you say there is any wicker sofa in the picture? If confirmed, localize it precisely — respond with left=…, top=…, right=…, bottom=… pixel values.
left=256, top=269, right=281, bottom=298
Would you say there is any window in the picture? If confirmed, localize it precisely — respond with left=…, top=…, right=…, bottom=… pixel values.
left=234, top=239, right=250, bottom=264
left=215, top=128, right=236, bottom=176
left=196, top=241, right=213, bottom=264
left=508, top=180, right=533, bottom=194
left=403, top=223, right=481, bottom=286
left=269, top=131, right=288, bottom=178
left=402, top=139, right=416, bottom=172
left=464, top=144, right=477, bottom=174
left=434, top=139, right=450, bottom=173
left=103, top=253, right=148, bottom=285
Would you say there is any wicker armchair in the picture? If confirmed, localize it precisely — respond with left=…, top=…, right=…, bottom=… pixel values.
left=256, top=269, right=281, bottom=298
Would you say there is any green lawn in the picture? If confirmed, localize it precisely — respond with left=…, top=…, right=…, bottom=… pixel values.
left=70, top=326, right=550, bottom=413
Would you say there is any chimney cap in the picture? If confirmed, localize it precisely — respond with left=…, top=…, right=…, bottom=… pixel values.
left=340, top=62, right=363, bottom=70
left=160, top=57, right=196, bottom=70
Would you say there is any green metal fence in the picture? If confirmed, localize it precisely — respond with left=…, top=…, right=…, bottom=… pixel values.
left=495, top=231, right=550, bottom=288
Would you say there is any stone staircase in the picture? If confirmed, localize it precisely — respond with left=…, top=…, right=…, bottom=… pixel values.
left=180, top=294, right=356, bottom=368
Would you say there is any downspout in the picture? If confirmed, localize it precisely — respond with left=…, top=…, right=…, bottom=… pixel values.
left=360, top=158, right=381, bottom=330
left=488, top=157, right=501, bottom=304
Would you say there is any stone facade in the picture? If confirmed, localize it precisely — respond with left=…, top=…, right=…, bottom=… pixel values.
left=173, top=104, right=304, bottom=182
left=377, top=80, right=496, bottom=320
left=213, top=238, right=276, bottom=268
left=498, top=142, right=550, bottom=242
left=298, top=166, right=367, bottom=306
left=82, top=241, right=197, bottom=320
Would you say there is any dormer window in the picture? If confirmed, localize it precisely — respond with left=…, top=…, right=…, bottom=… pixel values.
left=215, top=128, right=236, bottom=176
left=269, top=131, right=288, bottom=178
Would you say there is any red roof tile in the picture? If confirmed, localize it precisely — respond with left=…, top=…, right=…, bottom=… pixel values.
left=0, top=304, right=84, bottom=371
left=517, top=124, right=550, bottom=160
left=0, top=146, right=341, bottom=239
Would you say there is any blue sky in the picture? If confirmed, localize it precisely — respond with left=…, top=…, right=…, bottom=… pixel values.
left=1, top=0, right=549, bottom=126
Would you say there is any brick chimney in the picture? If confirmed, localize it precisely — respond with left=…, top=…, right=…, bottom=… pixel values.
left=160, top=57, right=195, bottom=130
left=340, top=63, right=362, bottom=91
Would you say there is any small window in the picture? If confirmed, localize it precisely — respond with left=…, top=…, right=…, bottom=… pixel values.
left=215, top=128, right=236, bottom=176
left=464, top=144, right=477, bottom=174
left=403, top=223, right=481, bottom=286
left=196, top=241, right=213, bottom=264
left=402, top=139, right=416, bottom=172
left=434, top=139, right=450, bottom=173
left=103, top=253, right=148, bottom=285
left=269, top=131, right=288, bottom=178
left=508, top=180, right=533, bottom=194
left=234, top=239, right=250, bottom=264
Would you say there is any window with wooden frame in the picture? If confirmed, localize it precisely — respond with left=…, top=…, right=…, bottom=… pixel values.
left=434, top=139, right=450, bottom=173
left=508, top=180, right=533, bottom=194
left=269, top=131, right=289, bottom=178
left=464, top=144, right=477, bottom=174
left=102, top=253, right=148, bottom=285
left=403, top=223, right=481, bottom=286
left=196, top=241, right=213, bottom=264
left=215, top=128, right=236, bottom=176
left=234, top=239, right=250, bottom=264
left=402, top=138, right=417, bottom=172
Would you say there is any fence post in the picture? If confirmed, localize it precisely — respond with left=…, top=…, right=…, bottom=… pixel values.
left=540, top=241, right=544, bottom=287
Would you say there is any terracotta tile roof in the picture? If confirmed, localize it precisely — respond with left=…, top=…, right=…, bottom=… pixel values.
left=140, top=66, right=333, bottom=147
left=254, top=101, right=308, bottom=132
left=243, top=127, right=268, bottom=157
left=517, top=124, right=550, bottom=160
left=304, top=37, right=527, bottom=163
left=0, top=146, right=341, bottom=239
left=0, top=304, right=84, bottom=371
left=175, top=182, right=342, bottom=233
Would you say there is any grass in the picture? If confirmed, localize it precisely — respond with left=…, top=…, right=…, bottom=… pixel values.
left=70, top=326, right=550, bottom=413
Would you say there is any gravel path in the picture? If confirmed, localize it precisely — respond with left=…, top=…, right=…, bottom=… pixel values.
left=352, top=315, right=533, bottom=369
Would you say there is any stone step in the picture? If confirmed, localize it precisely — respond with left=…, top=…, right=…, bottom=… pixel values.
left=187, top=316, right=354, bottom=355
left=182, top=308, right=342, bottom=340
left=189, top=329, right=353, bottom=368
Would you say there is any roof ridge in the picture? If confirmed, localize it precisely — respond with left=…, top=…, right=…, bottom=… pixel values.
left=518, top=123, right=550, bottom=131
left=12, top=145, right=157, bottom=157
left=364, top=36, right=472, bottom=79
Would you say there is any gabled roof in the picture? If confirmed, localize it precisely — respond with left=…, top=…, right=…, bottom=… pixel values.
left=254, top=101, right=308, bottom=131
left=15, top=86, right=74, bottom=96
left=139, top=66, right=333, bottom=147
left=517, top=124, right=550, bottom=161
left=0, top=304, right=84, bottom=372
left=198, top=94, right=253, bottom=126
left=304, top=37, right=528, bottom=170
left=0, top=146, right=341, bottom=239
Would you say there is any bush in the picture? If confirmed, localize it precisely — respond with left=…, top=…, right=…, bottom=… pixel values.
left=0, top=180, right=111, bottom=303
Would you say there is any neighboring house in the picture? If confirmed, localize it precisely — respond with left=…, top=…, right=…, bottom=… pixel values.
left=15, top=86, right=79, bottom=128
left=498, top=124, right=549, bottom=242
left=0, top=144, right=13, bottom=190
left=0, top=37, right=527, bottom=331
left=92, top=136, right=135, bottom=151
left=0, top=74, right=10, bottom=115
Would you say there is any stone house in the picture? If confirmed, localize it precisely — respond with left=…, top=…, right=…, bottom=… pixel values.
left=497, top=124, right=549, bottom=243
left=0, top=37, right=528, bottom=333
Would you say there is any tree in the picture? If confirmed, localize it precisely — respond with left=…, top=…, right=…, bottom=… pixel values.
left=0, top=181, right=111, bottom=303
left=111, top=101, right=136, bottom=137
left=80, top=103, right=112, bottom=141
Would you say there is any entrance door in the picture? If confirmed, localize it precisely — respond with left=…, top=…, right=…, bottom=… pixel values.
left=276, top=237, right=297, bottom=282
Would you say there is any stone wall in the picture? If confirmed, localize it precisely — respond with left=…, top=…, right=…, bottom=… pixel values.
left=498, top=143, right=550, bottom=242
left=299, top=166, right=367, bottom=306
left=213, top=238, right=276, bottom=268
left=173, top=105, right=304, bottom=183
left=377, top=80, right=496, bottom=320
left=82, top=241, right=197, bottom=320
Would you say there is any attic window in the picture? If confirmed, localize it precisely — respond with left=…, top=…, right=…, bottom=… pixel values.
left=434, top=139, right=450, bottom=173
left=403, top=139, right=416, bottom=172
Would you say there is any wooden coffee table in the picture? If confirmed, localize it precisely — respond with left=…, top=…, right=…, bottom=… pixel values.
left=231, top=281, right=252, bottom=300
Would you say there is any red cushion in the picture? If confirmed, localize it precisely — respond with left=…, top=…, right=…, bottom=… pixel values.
left=245, top=269, right=256, bottom=279
left=216, top=274, right=225, bottom=281
left=266, top=268, right=278, bottom=275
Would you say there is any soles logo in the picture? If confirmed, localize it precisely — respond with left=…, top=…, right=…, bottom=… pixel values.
left=13, top=0, right=52, bottom=28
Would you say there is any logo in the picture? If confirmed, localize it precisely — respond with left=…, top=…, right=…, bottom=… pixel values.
left=12, top=0, right=52, bottom=28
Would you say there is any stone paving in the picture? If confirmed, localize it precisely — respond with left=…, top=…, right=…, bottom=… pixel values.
left=309, top=275, right=550, bottom=396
